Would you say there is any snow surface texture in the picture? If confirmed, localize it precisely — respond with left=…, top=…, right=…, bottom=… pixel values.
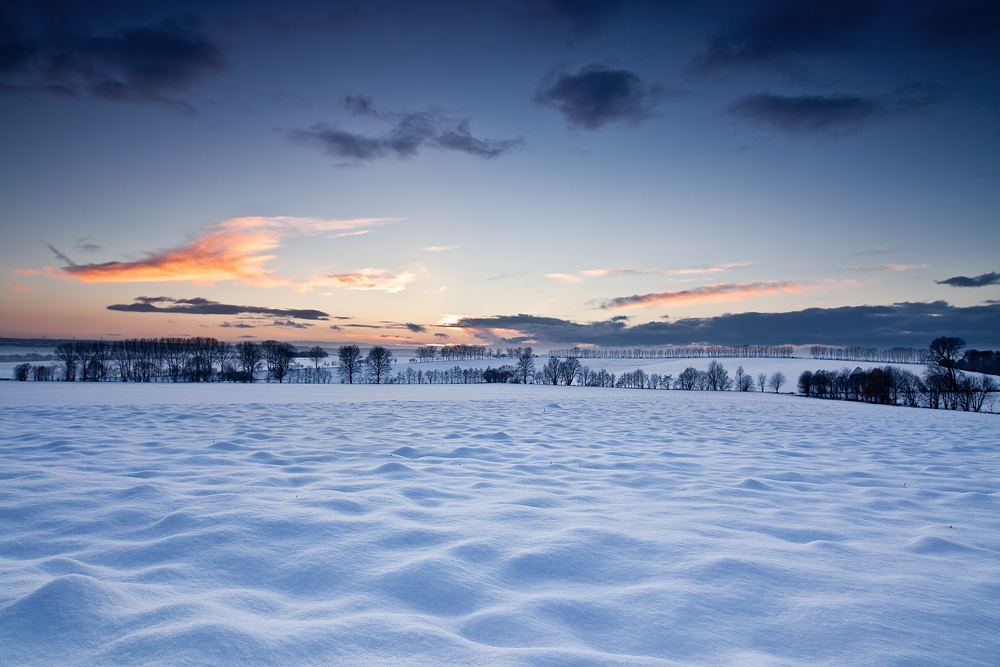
left=1, top=384, right=998, bottom=666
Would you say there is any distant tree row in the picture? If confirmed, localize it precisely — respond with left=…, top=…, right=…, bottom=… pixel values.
left=412, top=345, right=492, bottom=362
left=797, top=338, right=997, bottom=412
left=809, top=346, right=929, bottom=364
left=14, top=338, right=302, bottom=383
left=548, top=345, right=794, bottom=359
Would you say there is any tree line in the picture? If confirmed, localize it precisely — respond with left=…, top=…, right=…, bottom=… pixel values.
left=798, top=337, right=997, bottom=412
left=548, top=345, right=794, bottom=359
left=809, top=346, right=929, bottom=364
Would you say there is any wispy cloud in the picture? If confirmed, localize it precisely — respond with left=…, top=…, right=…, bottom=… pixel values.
left=582, top=262, right=753, bottom=278
left=75, top=238, right=102, bottom=252
left=107, top=296, right=330, bottom=320
left=12, top=269, right=38, bottom=275
left=328, top=230, right=369, bottom=239
left=557, top=262, right=754, bottom=281
left=421, top=245, right=460, bottom=252
left=289, top=97, right=522, bottom=163
left=545, top=273, right=585, bottom=283
left=46, top=216, right=400, bottom=289
left=6, top=283, right=35, bottom=291
left=936, top=271, right=1000, bottom=288
left=296, top=267, right=423, bottom=293
left=599, top=281, right=806, bottom=310
left=728, top=84, right=951, bottom=136
left=842, top=263, right=930, bottom=272
left=535, top=65, right=661, bottom=130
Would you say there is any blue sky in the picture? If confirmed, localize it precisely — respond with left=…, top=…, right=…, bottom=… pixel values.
left=2, top=0, right=998, bottom=349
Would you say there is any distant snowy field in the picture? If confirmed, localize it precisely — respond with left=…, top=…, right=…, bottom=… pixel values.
left=1, top=384, right=997, bottom=666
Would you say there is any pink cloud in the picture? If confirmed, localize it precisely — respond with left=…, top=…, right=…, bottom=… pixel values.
left=600, top=281, right=807, bottom=310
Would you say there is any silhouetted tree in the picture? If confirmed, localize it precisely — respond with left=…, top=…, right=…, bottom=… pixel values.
left=54, top=343, right=79, bottom=381
left=235, top=341, right=263, bottom=382
left=705, top=360, right=732, bottom=391
left=13, top=363, right=30, bottom=381
left=797, top=370, right=813, bottom=397
left=558, top=357, right=581, bottom=385
left=515, top=349, right=535, bottom=384
left=768, top=371, right=786, bottom=393
left=734, top=366, right=753, bottom=391
left=675, top=367, right=699, bottom=390
left=366, top=346, right=393, bottom=384
left=928, top=336, right=965, bottom=391
left=338, top=345, right=362, bottom=384
left=261, top=340, right=296, bottom=383
left=306, top=345, right=328, bottom=368
left=542, top=357, right=561, bottom=385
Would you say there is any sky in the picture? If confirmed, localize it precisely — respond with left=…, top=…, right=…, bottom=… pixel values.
left=1, top=0, right=998, bottom=350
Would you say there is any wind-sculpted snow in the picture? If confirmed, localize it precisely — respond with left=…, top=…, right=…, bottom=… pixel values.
left=1, top=385, right=998, bottom=666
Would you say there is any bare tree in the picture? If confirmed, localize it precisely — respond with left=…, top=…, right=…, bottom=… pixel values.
left=675, top=367, right=699, bottom=390
left=756, top=372, right=767, bottom=393
left=705, top=360, right=732, bottom=390
left=515, top=348, right=535, bottom=384
left=558, top=357, right=581, bottom=386
left=12, top=363, right=30, bottom=381
left=928, top=336, right=965, bottom=391
left=338, top=345, right=362, bottom=384
left=235, top=341, right=263, bottom=382
left=542, top=356, right=561, bottom=385
left=768, top=371, right=787, bottom=393
left=735, top=365, right=754, bottom=391
left=54, top=343, right=79, bottom=381
left=261, top=340, right=296, bottom=383
left=306, top=345, right=329, bottom=368
left=366, top=345, right=393, bottom=384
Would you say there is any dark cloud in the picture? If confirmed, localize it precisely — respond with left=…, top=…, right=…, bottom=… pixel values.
left=220, top=321, right=254, bottom=329
left=343, top=93, right=377, bottom=116
left=434, top=333, right=449, bottom=339
left=288, top=101, right=522, bottom=163
left=45, top=243, right=75, bottom=267
left=107, top=296, right=329, bottom=320
left=267, top=319, right=312, bottom=329
left=404, top=323, right=426, bottom=333
left=936, top=272, right=1000, bottom=288
left=0, top=13, right=225, bottom=112
left=452, top=302, right=1000, bottom=349
left=727, top=84, right=950, bottom=135
left=689, top=2, right=877, bottom=75
left=74, top=237, right=101, bottom=253
left=535, top=65, right=659, bottom=130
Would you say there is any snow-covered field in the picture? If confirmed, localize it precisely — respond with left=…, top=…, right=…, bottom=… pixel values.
left=1, top=383, right=997, bottom=666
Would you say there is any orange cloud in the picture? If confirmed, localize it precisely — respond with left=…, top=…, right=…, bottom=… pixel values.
left=600, top=281, right=806, bottom=310
left=6, top=283, right=36, bottom=291
left=579, top=263, right=755, bottom=279
left=545, top=273, right=585, bottom=283
left=45, top=216, right=400, bottom=288
left=12, top=269, right=39, bottom=275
